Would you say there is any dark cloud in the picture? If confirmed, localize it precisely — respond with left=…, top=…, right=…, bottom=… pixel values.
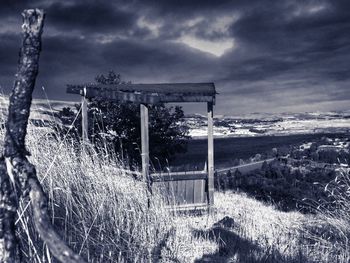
left=0, top=0, right=349, bottom=114
left=134, top=0, right=236, bottom=16
left=45, top=1, right=137, bottom=35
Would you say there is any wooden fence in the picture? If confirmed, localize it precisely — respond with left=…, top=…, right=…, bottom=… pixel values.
left=151, top=170, right=208, bottom=211
left=149, top=158, right=276, bottom=210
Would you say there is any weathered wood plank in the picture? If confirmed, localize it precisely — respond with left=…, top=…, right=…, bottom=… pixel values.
left=207, top=102, right=214, bottom=205
left=178, top=181, right=186, bottom=204
left=150, top=172, right=207, bottom=182
left=167, top=202, right=208, bottom=212
left=81, top=92, right=88, bottom=143
left=151, top=170, right=207, bottom=176
left=185, top=179, right=194, bottom=204
left=67, top=82, right=216, bottom=95
left=167, top=181, right=176, bottom=205
left=67, top=84, right=216, bottom=104
left=192, top=179, right=204, bottom=204
left=165, top=181, right=171, bottom=203
left=173, top=181, right=180, bottom=205
left=140, top=104, right=149, bottom=179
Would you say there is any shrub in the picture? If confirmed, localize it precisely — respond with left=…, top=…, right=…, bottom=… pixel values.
left=58, top=71, right=190, bottom=168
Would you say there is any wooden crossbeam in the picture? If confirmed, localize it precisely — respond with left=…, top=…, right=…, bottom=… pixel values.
left=150, top=171, right=207, bottom=182
left=67, top=84, right=215, bottom=104
left=167, top=203, right=209, bottom=212
left=68, top=85, right=161, bottom=104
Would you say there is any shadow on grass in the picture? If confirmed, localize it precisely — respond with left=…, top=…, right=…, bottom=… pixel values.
left=192, top=225, right=315, bottom=263
left=151, top=227, right=180, bottom=263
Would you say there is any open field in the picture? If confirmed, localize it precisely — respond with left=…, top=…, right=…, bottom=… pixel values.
left=185, top=111, right=350, bottom=138
left=171, top=133, right=350, bottom=169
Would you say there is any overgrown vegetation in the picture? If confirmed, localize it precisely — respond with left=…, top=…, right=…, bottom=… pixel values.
left=1, top=98, right=349, bottom=262
left=215, top=136, right=350, bottom=213
left=5, top=125, right=173, bottom=262
left=309, top=168, right=350, bottom=261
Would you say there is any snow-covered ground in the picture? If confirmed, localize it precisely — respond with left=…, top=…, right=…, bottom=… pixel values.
left=186, top=111, right=350, bottom=138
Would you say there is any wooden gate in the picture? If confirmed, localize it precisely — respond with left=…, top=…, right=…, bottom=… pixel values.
left=151, top=170, right=208, bottom=211
left=67, top=82, right=216, bottom=211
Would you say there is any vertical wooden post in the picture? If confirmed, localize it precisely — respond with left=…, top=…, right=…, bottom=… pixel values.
left=81, top=87, right=88, bottom=143
left=140, top=104, right=149, bottom=179
left=207, top=102, right=214, bottom=205
left=140, top=104, right=152, bottom=207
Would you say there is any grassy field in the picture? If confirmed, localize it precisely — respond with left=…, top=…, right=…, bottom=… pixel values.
left=0, top=103, right=349, bottom=262
left=174, top=189, right=350, bottom=263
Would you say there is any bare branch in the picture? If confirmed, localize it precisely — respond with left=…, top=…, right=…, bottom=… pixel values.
left=11, top=159, right=85, bottom=263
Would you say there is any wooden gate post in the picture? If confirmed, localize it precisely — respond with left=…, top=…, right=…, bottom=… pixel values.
left=81, top=87, right=89, bottom=143
left=140, top=104, right=149, bottom=178
left=140, top=104, right=153, bottom=207
left=207, top=102, right=214, bottom=205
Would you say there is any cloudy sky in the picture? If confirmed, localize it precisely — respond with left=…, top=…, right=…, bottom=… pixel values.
left=0, top=0, right=349, bottom=115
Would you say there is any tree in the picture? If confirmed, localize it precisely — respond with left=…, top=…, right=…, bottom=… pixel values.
left=59, top=71, right=190, bottom=168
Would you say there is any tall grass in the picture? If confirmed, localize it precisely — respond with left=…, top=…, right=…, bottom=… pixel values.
left=0, top=112, right=175, bottom=262
left=0, top=97, right=220, bottom=262
left=0, top=97, right=349, bottom=262
left=302, top=168, right=350, bottom=263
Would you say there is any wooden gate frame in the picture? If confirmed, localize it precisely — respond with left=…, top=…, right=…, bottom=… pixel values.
left=67, top=83, right=216, bottom=207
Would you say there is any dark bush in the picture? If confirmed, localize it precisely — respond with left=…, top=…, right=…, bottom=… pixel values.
left=57, top=71, right=190, bottom=167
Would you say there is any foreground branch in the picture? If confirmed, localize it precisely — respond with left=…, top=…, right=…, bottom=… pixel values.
left=1, top=9, right=86, bottom=263
left=0, top=158, right=20, bottom=262
left=9, top=158, right=85, bottom=263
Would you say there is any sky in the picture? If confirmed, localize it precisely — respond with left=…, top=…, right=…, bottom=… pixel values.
left=0, top=0, right=349, bottom=115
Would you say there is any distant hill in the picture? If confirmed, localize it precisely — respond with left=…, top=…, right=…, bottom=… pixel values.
left=0, top=96, right=349, bottom=138
left=184, top=110, right=350, bottom=138
left=0, top=96, right=77, bottom=127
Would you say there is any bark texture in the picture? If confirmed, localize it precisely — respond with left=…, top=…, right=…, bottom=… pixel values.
left=0, top=9, right=85, bottom=263
left=4, top=9, right=44, bottom=158
left=0, top=158, right=19, bottom=263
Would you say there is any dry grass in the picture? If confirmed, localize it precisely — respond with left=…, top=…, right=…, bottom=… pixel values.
left=14, top=126, right=175, bottom=262
left=0, top=100, right=215, bottom=262
left=0, top=98, right=348, bottom=262
left=170, top=191, right=305, bottom=262
left=304, top=168, right=350, bottom=262
left=171, top=190, right=349, bottom=263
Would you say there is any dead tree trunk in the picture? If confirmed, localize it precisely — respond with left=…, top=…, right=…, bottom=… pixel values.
left=0, top=158, right=19, bottom=262
left=0, top=9, right=85, bottom=263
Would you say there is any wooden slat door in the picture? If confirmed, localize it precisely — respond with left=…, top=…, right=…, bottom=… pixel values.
left=151, top=171, right=208, bottom=209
